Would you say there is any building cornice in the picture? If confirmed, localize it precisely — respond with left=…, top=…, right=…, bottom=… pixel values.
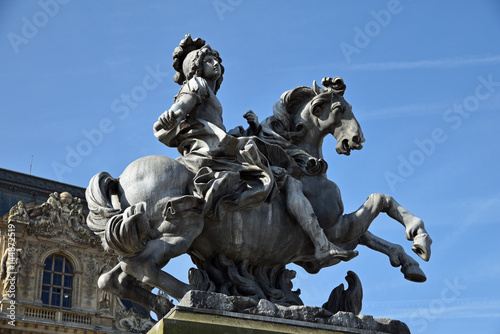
left=0, top=168, right=86, bottom=199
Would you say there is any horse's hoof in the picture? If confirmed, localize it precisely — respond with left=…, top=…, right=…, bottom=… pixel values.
left=401, top=262, right=426, bottom=283
left=341, top=250, right=359, bottom=261
left=317, top=249, right=358, bottom=267
left=412, top=233, right=432, bottom=261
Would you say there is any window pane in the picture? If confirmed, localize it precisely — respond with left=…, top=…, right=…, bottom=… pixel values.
left=63, top=276, right=72, bottom=288
left=54, top=255, right=63, bottom=272
left=44, top=256, right=53, bottom=270
left=51, top=287, right=61, bottom=306
left=53, top=273, right=62, bottom=286
left=64, top=260, right=73, bottom=274
left=62, top=289, right=72, bottom=308
left=62, top=296, right=71, bottom=308
left=41, top=286, right=50, bottom=305
left=41, top=291, right=50, bottom=304
left=43, top=271, right=51, bottom=284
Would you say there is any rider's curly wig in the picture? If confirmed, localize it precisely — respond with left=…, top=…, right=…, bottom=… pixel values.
left=172, top=34, right=224, bottom=93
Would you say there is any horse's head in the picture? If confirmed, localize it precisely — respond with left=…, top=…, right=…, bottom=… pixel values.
left=265, top=77, right=365, bottom=168
left=309, top=77, right=365, bottom=156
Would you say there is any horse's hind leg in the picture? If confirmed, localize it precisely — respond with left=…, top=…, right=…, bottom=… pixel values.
left=99, top=264, right=174, bottom=318
left=121, top=238, right=195, bottom=301
left=358, top=231, right=426, bottom=282
left=121, top=211, right=205, bottom=301
left=326, top=193, right=432, bottom=261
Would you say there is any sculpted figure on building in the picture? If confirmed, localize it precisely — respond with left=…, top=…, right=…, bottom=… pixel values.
left=6, top=192, right=99, bottom=246
left=8, top=201, right=28, bottom=222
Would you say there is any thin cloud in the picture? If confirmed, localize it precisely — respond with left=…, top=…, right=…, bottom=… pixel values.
left=357, top=102, right=448, bottom=121
left=439, top=193, right=500, bottom=251
left=366, top=298, right=500, bottom=320
left=357, top=100, right=500, bottom=122
left=344, top=55, right=500, bottom=71
left=268, top=54, right=500, bottom=74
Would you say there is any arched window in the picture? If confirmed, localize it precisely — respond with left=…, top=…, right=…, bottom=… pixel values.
left=41, top=254, right=73, bottom=308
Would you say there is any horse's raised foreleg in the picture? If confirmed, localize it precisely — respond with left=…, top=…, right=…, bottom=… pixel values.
left=326, top=193, right=431, bottom=261
left=98, top=264, right=174, bottom=318
left=358, top=231, right=426, bottom=282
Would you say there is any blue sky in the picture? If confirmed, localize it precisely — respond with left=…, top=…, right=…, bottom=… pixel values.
left=2, top=1, right=500, bottom=332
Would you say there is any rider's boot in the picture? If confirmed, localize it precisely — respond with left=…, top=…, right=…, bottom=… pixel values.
left=284, top=176, right=357, bottom=264
left=302, top=214, right=358, bottom=264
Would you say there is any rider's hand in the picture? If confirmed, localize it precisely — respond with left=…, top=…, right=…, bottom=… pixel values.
left=243, top=110, right=260, bottom=132
left=156, top=109, right=183, bottom=131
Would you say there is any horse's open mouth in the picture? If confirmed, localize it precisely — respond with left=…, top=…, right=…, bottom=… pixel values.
left=343, top=139, right=351, bottom=155
left=337, top=139, right=351, bottom=156
left=337, top=138, right=364, bottom=156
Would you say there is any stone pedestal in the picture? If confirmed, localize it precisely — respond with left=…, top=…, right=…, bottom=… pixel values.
left=148, top=306, right=404, bottom=334
left=148, top=291, right=409, bottom=334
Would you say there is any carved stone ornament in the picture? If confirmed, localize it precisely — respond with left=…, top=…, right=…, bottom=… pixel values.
left=0, top=247, right=24, bottom=294
left=85, top=34, right=432, bottom=331
left=114, top=298, right=156, bottom=333
left=10, top=192, right=101, bottom=246
left=7, top=200, right=29, bottom=223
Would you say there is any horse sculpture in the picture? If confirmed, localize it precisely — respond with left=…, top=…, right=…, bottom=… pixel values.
left=86, top=75, right=432, bottom=318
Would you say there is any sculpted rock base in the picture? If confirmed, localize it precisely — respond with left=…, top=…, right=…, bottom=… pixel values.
left=173, top=290, right=410, bottom=334
left=188, top=254, right=303, bottom=306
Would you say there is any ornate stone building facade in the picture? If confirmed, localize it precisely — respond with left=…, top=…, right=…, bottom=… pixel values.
left=0, top=169, right=155, bottom=333
left=0, top=168, right=87, bottom=218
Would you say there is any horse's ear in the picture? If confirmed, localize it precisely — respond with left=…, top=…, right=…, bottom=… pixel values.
left=310, top=96, right=325, bottom=117
left=313, top=80, right=323, bottom=95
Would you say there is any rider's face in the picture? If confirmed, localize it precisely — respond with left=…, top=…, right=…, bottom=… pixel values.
left=202, top=55, right=221, bottom=81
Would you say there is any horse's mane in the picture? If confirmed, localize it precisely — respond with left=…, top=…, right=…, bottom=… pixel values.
left=260, top=86, right=331, bottom=176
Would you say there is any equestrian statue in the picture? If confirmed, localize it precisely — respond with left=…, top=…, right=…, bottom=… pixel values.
left=86, top=34, right=432, bottom=320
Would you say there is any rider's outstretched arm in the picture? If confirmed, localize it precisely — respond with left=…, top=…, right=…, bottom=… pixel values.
left=154, top=94, right=198, bottom=145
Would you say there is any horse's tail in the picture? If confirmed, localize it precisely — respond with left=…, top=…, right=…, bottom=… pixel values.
left=86, top=172, right=149, bottom=257
left=86, top=172, right=121, bottom=251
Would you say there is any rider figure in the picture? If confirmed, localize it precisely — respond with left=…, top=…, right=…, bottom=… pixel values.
left=154, top=34, right=356, bottom=264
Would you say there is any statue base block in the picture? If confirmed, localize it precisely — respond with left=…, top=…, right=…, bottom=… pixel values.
left=147, top=291, right=410, bottom=334
left=148, top=306, right=398, bottom=334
